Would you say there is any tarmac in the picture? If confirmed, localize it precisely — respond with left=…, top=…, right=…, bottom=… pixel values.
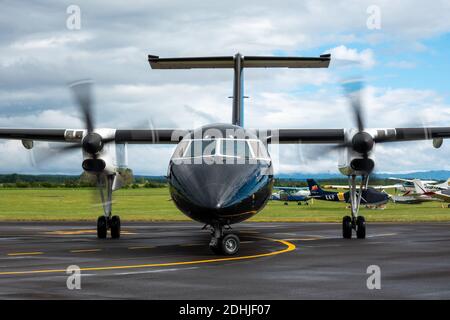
left=0, top=221, right=449, bottom=299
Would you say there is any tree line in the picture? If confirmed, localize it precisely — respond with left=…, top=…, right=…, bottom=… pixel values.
left=0, top=170, right=167, bottom=188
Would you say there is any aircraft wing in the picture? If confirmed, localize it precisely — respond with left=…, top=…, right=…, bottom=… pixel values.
left=264, top=127, right=450, bottom=144
left=388, top=177, right=412, bottom=182
left=0, top=128, right=189, bottom=144
left=273, top=186, right=307, bottom=191
left=429, top=192, right=450, bottom=203
left=2, top=127, right=450, bottom=145
left=325, top=184, right=400, bottom=190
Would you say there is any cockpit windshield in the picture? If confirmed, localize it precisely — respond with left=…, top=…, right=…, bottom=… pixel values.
left=172, top=138, right=270, bottom=161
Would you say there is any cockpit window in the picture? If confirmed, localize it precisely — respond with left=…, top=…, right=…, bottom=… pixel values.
left=171, top=138, right=270, bottom=162
left=220, top=139, right=252, bottom=159
left=179, top=139, right=217, bottom=158
left=248, top=140, right=270, bottom=159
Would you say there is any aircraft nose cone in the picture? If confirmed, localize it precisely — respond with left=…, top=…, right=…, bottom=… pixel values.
left=169, top=161, right=272, bottom=211
left=170, top=164, right=250, bottom=209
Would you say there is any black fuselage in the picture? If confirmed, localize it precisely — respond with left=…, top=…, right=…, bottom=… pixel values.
left=167, top=124, right=274, bottom=225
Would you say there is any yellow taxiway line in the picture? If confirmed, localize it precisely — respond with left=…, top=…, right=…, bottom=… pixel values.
left=7, top=252, right=44, bottom=256
left=0, top=238, right=295, bottom=276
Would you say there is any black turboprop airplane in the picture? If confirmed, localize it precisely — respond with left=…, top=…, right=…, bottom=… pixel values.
left=1, top=52, right=450, bottom=255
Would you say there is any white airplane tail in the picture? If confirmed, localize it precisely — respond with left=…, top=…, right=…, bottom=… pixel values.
left=435, top=178, right=450, bottom=190
left=413, top=179, right=427, bottom=194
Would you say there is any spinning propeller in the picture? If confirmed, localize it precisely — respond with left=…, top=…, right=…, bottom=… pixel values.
left=335, top=79, right=375, bottom=173
left=30, top=80, right=115, bottom=170
left=69, top=80, right=115, bottom=161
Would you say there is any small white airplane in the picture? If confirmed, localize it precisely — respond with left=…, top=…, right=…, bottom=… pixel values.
left=387, top=177, right=448, bottom=192
left=390, top=179, right=438, bottom=204
left=271, top=186, right=311, bottom=205
left=324, top=183, right=402, bottom=191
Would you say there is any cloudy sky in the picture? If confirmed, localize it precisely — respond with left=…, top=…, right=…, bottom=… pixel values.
left=1, top=0, right=450, bottom=175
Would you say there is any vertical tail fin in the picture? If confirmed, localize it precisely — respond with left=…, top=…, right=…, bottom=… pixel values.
left=307, top=179, right=324, bottom=195
left=413, top=179, right=427, bottom=194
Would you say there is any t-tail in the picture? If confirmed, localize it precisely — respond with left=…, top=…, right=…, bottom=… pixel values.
left=148, top=53, right=331, bottom=127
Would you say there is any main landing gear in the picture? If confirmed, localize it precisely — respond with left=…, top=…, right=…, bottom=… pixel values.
left=96, top=174, right=121, bottom=239
left=208, top=224, right=240, bottom=255
left=342, top=174, right=366, bottom=239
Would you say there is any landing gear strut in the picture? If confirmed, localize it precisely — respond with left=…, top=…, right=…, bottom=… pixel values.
left=342, top=174, right=367, bottom=239
left=209, top=224, right=240, bottom=255
left=96, top=174, right=121, bottom=239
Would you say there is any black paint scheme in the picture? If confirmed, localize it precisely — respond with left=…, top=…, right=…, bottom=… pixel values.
left=167, top=124, right=274, bottom=225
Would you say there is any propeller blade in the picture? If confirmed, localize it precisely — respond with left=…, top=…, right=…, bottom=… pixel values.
left=69, top=79, right=95, bottom=133
left=30, top=143, right=81, bottom=167
left=342, top=78, right=365, bottom=132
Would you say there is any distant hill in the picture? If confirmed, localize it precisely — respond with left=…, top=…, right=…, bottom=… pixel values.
left=277, top=170, right=450, bottom=181
left=1, top=171, right=449, bottom=184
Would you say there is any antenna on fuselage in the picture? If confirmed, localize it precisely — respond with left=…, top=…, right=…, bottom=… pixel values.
left=148, top=52, right=331, bottom=127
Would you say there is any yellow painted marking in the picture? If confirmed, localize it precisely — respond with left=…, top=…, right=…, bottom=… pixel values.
left=128, top=246, right=154, bottom=250
left=0, top=238, right=295, bottom=276
left=337, top=192, right=345, bottom=201
left=70, top=249, right=101, bottom=253
left=44, top=230, right=136, bottom=235
left=7, top=252, right=44, bottom=256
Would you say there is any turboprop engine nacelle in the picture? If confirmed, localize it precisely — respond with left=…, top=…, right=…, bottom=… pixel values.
left=338, top=129, right=376, bottom=176
left=78, top=128, right=128, bottom=176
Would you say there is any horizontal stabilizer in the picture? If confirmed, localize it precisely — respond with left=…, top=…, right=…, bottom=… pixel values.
left=148, top=54, right=331, bottom=69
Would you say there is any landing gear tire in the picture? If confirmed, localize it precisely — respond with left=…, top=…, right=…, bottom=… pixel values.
left=356, top=216, right=366, bottom=239
left=221, top=234, right=240, bottom=256
left=110, top=215, right=121, bottom=239
left=342, top=216, right=352, bottom=239
left=284, top=202, right=288, bottom=205
left=97, top=216, right=107, bottom=239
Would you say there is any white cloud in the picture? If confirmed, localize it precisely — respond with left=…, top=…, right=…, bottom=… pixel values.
left=1, top=0, right=450, bottom=175
left=326, top=45, right=375, bottom=69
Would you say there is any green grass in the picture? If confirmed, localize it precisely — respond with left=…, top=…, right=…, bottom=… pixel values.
left=0, top=188, right=450, bottom=222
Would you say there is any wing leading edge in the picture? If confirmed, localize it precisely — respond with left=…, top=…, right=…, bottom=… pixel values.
left=1, top=127, right=450, bottom=145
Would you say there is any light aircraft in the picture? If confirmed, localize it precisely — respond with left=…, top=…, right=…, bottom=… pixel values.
left=390, top=179, right=437, bottom=204
left=2, top=52, right=450, bottom=254
left=387, top=177, right=444, bottom=192
left=307, top=179, right=389, bottom=209
left=270, top=186, right=311, bottom=205
left=324, top=183, right=402, bottom=191
left=408, top=179, right=450, bottom=206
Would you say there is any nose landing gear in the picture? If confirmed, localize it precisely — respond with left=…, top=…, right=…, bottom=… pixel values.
left=208, top=224, right=240, bottom=255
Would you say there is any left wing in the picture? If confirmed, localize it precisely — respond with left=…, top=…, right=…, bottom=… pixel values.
left=263, top=127, right=450, bottom=144
left=2, top=127, right=450, bottom=145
